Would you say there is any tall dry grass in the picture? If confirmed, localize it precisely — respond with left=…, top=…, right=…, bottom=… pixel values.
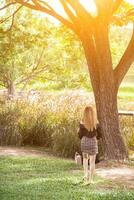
left=0, top=90, right=133, bottom=157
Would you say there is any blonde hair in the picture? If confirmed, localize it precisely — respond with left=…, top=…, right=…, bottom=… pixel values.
left=82, top=106, right=98, bottom=131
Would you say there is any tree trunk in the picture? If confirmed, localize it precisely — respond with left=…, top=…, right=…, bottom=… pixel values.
left=81, top=25, right=128, bottom=160
left=95, top=86, right=128, bottom=160
left=7, top=80, right=15, bottom=97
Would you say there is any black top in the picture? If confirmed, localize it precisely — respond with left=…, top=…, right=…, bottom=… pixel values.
left=78, top=123, right=102, bottom=140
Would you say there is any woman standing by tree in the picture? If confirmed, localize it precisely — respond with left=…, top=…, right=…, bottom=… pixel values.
left=78, top=106, right=101, bottom=184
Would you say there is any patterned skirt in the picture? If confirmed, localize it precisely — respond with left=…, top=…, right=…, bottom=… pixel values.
left=81, top=136, right=98, bottom=155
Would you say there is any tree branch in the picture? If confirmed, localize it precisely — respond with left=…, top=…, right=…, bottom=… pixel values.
left=16, top=65, right=48, bottom=85
left=1, top=14, right=15, bottom=33
left=15, top=0, right=76, bottom=31
left=66, top=0, right=93, bottom=23
left=0, top=2, right=16, bottom=10
left=0, top=4, right=23, bottom=33
left=32, top=49, right=45, bottom=71
left=94, top=0, right=113, bottom=17
left=37, top=0, right=55, bottom=11
left=16, top=47, right=47, bottom=85
left=0, top=4, right=23, bottom=24
left=114, top=23, right=134, bottom=88
left=112, top=0, right=123, bottom=14
left=59, top=0, right=77, bottom=23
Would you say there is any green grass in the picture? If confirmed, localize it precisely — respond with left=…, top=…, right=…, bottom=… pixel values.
left=118, top=82, right=134, bottom=102
left=0, top=155, right=134, bottom=200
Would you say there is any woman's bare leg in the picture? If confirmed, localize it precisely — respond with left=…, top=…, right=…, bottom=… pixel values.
left=83, top=158, right=88, bottom=180
left=83, top=153, right=89, bottom=181
left=89, top=155, right=96, bottom=183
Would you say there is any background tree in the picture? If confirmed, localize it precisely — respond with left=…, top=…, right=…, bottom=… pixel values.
left=0, top=7, right=53, bottom=96
left=0, top=4, right=87, bottom=93
left=1, top=0, right=134, bottom=159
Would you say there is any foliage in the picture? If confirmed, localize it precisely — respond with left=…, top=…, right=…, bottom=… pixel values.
left=0, top=6, right=89, bottom=92
left=0, top=7, right=52, bottom=93
left=0, top=90, right=133, bottom=158
left=0, top=104, right=21, bottom=146
left=120, top=116, right=134, bottom=149
left=112, top=1, right=134, bottom=26
left=0, top=3, right=134, bottom=92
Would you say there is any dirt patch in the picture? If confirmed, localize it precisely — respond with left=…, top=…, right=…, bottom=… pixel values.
left=96, top=167, right=134, bottom=189
left=0, top=146, right=51, bottom=157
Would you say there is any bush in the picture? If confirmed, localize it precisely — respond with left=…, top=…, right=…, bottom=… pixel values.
left=39, top=90, right=91, bottom=157
left=120, top=116, right=134, bottom=150
left=0, top=90, right=133, bottom=158
left=18, top=103, right=51, bottom=146
left=50, top=112, right=80, bottom=158
left=0, top=102, right=22, bottom=146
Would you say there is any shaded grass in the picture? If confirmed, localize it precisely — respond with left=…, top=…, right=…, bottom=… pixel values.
left=0, top=155, right=134, bottom=200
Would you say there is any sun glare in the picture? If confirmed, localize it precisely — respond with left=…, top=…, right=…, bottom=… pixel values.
left=80, top=0, right=97, bottom=16
left=49, top=0, right=97, bottom=21
left=126, top=0, right=134, bottom=4
left=36, top=0, right=134, bottom=24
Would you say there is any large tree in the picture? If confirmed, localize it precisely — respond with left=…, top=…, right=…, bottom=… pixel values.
left=1, top=0, right=134, bottom=160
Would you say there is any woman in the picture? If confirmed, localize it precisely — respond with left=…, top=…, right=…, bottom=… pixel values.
left=78, top=106, right=101, bottom=184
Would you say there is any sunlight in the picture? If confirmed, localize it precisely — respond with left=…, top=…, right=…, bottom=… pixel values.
left=33, top=0, right=134, bottom=24
left=35, top=0, right=97, bottom=24
left=47, top=0, right=97, bottom=23
left=80, top=0, right=97, bottom=16
left=126, top=0, right=134, bottom=4
left=50, top=0, right=134, bottom=19
left=52, top=0, right=134, bottom=17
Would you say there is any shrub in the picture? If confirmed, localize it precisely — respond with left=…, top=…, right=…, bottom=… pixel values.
left=0, top=102, right=22, bottom=146
left=18, top=103, right=51, bottom=146
left=0, top=90, right=133, bottom=158
left=120, top=116, right=134, bottom=150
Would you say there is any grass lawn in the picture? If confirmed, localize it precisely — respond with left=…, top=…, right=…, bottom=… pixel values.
left=118, top=82, right=134, bottom=102
left=0, top=154, right=134, bottom=200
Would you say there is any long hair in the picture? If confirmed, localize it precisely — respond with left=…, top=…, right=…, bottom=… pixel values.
left=82, top=106, right=98, bottom=131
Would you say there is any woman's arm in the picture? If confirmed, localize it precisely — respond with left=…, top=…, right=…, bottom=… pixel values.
left=77, top=124, right=87, bottom=139
left=78, top=128, right=83, bottom=139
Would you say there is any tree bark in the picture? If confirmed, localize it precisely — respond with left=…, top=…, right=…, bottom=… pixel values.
left=95, top=86, right=128, bottom=160
left=7, top=80, right=15, bottom=97
left=82, top=25, right=128, bottom=160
